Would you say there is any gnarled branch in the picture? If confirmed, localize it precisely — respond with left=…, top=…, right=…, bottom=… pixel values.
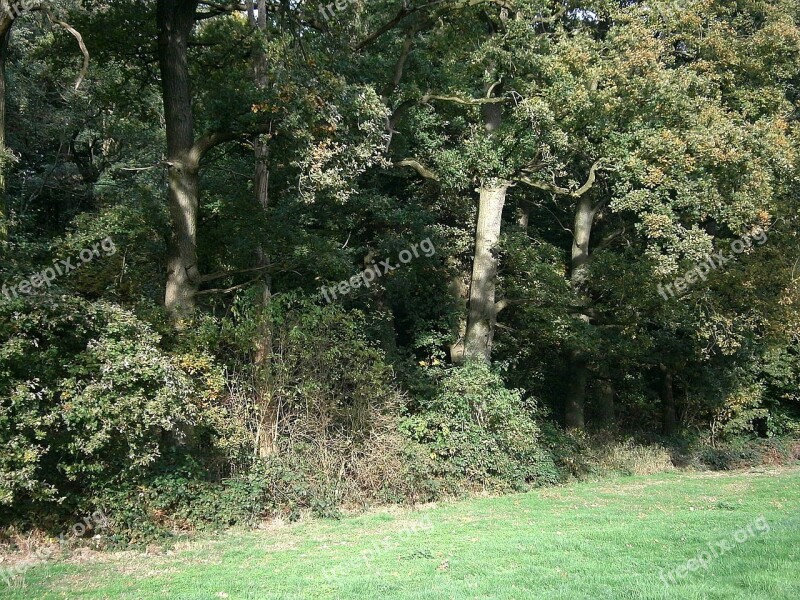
left=394, top=158, right=439, bottom=181
left=421, top=92, right=506, bottom=106
left=18, top=6, right=90, bottom=90
left=190, top=123, right=272, bottom=164
left=517, top=159, right=607, bottom=198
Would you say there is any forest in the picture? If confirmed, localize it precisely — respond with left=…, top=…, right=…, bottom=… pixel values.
left=0, top=0, right=799, bottom=562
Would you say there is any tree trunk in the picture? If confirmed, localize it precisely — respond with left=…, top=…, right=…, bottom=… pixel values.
left=248, top=0, right=278, bottom=457
left=251, top=0, right=272, bottom=309
left=158, top=0, right=200, bottom=320
left=596, top=378, right=615, bottom=426
left=448, top=256, right=469, bottom=363
left=459, top=77, right=506, bottom=364
left=564, top=349, right=587, bottom=429
left=564, top=195, right=595, bottom=429
left=571, top=195, right=593, bottom=290
left=517, top=201, right=529, bottom=228
left=463, top=183, right=507, bottom=363
left=659, top=363, right=677, bottom=436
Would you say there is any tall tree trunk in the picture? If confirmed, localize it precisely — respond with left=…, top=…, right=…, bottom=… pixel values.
left=448, top=256, right=469, bottom=363
left=659, top=363, right=677, bottom=436
left=248, top=1, right=278, bottom=457
left=157, top=0, right=200, bottom=320
left=459, top=80, right=506, bottom=364
left=463, top=183, right=507, bottom=363
left=248, top=1, right=271, bottom=306
left=571, top=196, right=593, bottom=290
left=564, top=195, right=595, bottom=429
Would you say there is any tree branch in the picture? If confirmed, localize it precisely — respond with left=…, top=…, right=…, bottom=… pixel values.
left=517, top=175, right=570, bottom=196
left=197, top=277, right=262, bottom=295
left=595, top=226, right=625, bottom=252
left=199, top=263, right=278, bottom=283
left=571, top=159, right=604, bottom=198
left=353, top=5, right=417, bottom=51
left=394, top=158, right=439, bottom=181
left=27, top=7, right=90, bottom=90
left=190, top=123, right=271, bottom=164
left=421, top=92, right=506, bottom=106
left=353, top=0, right=515, bottom=51
left=533, top=4, right=566, bottom=24
left=517, top=159, right=607, bottom=198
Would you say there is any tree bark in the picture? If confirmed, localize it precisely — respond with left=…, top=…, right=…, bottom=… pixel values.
left=571, top=195, right=593, bottom=290
left=250, top=0, right=272, bottom=308
left=564, top=195, right=595, bottom=429
left=247, top=0, right=278, bottom=457
left=596, top=378, right=615, bottom=426
left=659, top=363, right=678, bottom=436
left=448, top=256, right=469, bottom=363
left=459, top=77, right=507, bottom=364
left=463, top=183, right=507, bottom=363
left=564, top=349, right=587, bottom=429
left=516, top=201, right=529, bottom=228
left=158, top=0, right=200, bottom=320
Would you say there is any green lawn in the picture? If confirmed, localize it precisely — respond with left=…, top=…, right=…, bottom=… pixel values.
left=6, top=467, right=800, bottom=599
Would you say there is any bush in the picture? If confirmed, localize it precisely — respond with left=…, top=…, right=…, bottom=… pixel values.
left=0, top=295, right=229, bottom=528
left=208, top=295, right=434, bottom=518
left=540, top=428, right=674, bottom=479
left=692, top=437, right=800, bottom=471
left=401, top=362, right=559, bottom=491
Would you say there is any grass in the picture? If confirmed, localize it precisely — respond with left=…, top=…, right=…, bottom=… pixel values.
left=4, top=467, right=800, bottom=599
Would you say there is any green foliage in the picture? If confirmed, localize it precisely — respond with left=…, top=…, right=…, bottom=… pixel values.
left=0, top=296, right=226, bottom=522
left=401, top=363, right=558, bottom=490
left=690, top=437, right=800, bottom=471
left=1, top=0, right=800, bottom=545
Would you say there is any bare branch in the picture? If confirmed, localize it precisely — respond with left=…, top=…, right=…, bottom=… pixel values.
left=199, top=264, right=278, bottom=283
left=353, top=5, right=416, bottom=51
left=571, top=160, right=604, bottom=198
left=394, top=158, right=439, bottom=181
left=197, top=1, right=248, bottom=11
left=517, top=175, right=570, bottom=196
left=382, top=27, right=416, bottom=100
left=517, top=160, right=607, bottom=198
left=421, top=92, right=506, bottom=106
left=595, top=226, right=625, bottom=252
left=354, top=0, right=514, bottom=51
left=28, top=7, right=90, bottom=90
left=190, top=123, right=271, bottom=164
left=197, top=277, right=261, bottom=295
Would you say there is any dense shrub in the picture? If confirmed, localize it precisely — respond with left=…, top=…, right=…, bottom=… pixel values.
left=202, top=295, right=435, bottom=518
left=0, top=295, right=228, bottom=527
left=401, top=362, right=559, bottom=491
left=691, top=437, right=800, bottom=471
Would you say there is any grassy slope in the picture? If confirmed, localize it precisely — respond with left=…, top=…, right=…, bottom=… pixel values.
left=6, top=467, right=800, bottom=599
